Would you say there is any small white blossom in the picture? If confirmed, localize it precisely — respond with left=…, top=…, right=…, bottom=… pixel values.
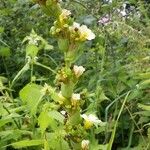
left=72, top=93, right=80, bottom=100
left=27, top=37, right=39, bottom=45
left=70, top=22, right=95, bottom=41
left=79, top=25, right=95, bottom=40
left=81, top=140, right=90, bottom=150
left=120, top=10, right=127, bottom=17
left=81, top=114, right=102, bottom=124
left=71, top=93, right=81, bottom=108
left=60, top=110, right=66, bottom=115
left=72, top=22, right=80, bottom=28
left=23, top=30, right=41, bottom=46
left=73, top=65, right=85, bottom=78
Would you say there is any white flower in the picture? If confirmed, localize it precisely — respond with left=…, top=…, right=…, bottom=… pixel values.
left=60, top=110, right=66, bottom=115
left=59, top=9, right=71, bottom=23
left=69, top=22, right=95, bottom=41
left=72, top=22, right=80, bottom=28
left=81, top=114, right=101, bottom=124
left=72, top=93, right=80, bottom=100
left=81, top=114, right=102, bottom=129
left=81, top=140, right=90, bottom=150
left=23, top=30, right=41, bottom=46
left=120, top=10, right=127, bottom=17
left=26, top=36, right=40, bottom=45
left=71, top=93, right=81, bottom=108
left=79, top=25, right=95, bottom=40
left=73, top=65, right=85, bottom=78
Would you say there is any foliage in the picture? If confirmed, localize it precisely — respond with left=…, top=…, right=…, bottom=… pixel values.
left=0, top=0, right=150, bottom=150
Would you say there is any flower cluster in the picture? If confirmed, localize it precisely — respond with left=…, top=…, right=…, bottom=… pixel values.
left=50, top=8, right=95, bottom=43
left=38, top=1, right=99, bottom=149
left=23, top=30, right=41, bottom=46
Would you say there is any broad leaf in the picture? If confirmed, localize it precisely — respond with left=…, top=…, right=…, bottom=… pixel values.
left=138, top=103, right=150, bottom=111
left=49, top=110, right=65, bottom=124
left=19, top=83, right=43, bottom=115
left=11, top=139, right=44, bottom=149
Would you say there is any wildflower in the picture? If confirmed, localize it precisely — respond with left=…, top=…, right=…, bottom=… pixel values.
left=71, top=93, right=81, bottom=108
left=59, top=9, right=71, bottom=24
left=23, top=30, right=41, bottom=46
left=71, top=22, right=80, bottom=29
left=79, top=25, right=95, bottom=41
left=70, top=22, right=95, bottom=41
left=81, top=114, right=102, bottom=129
left=60, top=110, right=67, bottom=115
left=81, top=140, right=90, bottom=150
left=98, top=14, right=111, bottom=26
left=73, top=65, right=85, bottom=78
left=72, top=93, right=80, bottom=100
left=27, top=37, right=40, bottom=45
left=41, top=83, right=52, bottom=95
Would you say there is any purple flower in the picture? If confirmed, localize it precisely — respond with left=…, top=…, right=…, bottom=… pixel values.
left=98, top=14, right=111, bottom=25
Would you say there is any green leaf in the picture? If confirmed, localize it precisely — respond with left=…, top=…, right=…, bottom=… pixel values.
left=0, top=46, right=11, bottom=57
left=38, top=111, right=50, bottom=134
left=0, top=119, right=11, bottom=128
left=138, top=72, right=150, bottom=79
left=26, top=44, right=39, bottom=58
left=139, top=79, right=150, bottom=86
left=19, top=83, right=43, bottom=115
left=48, top=110, right=65, bottom=124
left=56, top=139, right=70, bottom=150
left=0, top=113, right=20, bottom=128
left=0, top=76, right=8, bottom=83
left=0, top=26, right=4, bottom=33
left=58, top=39, right=69, bottom=52
left=11, top=139, right=44, bottom=149
left=138, top=103, right=150, bottom=111
left=68, top=111, right=81, bottom=126
left=0, top=130, right=32, bottom=142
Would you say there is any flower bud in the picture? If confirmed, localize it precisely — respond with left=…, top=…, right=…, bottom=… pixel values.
left=59, top=9, right=71, bottom=25
left=81, top=140, right=90, bottom=150
left=71, top=93, right=80, bottom=108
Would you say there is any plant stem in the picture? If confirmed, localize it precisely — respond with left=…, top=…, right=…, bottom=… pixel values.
left=35, top=62, right=57, bottom=74
left=107, top=91, right=131, bottom=150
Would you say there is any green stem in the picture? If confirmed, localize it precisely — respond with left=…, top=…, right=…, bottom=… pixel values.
left=10, top=62, right=30, bottom=88
left=107, top=91, right=131, bottom=150
left=43, top=54, right=58, bottom=67
left=0, top=39, right=10, bottom=47
left=127, top=123, right=134, bottom=149
left=125, top=105, right=146, bottom=144
left=2, top=57, right=9, bottom=78
left=30, top=63, right=34, bottom=82
left=35, top=62, right=57, bottom=74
